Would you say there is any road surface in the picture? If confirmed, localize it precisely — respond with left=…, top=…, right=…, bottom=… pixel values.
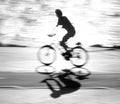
left=0, top=47, right=120, bottom=89
left=0, top=47, right=120, bottom=104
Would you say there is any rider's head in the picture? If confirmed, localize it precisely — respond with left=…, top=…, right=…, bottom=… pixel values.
left=55, top=9, right=62, bottom=17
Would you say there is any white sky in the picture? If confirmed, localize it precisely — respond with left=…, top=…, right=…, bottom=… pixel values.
left=0, top=0, right=118, bottom=47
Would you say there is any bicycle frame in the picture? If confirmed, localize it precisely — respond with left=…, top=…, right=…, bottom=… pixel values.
left=36, top=34, right=90, bottom=77
left=50, top=42, right=65, bottom=53
left=37, top=34, right=89, bottom=67
left=45, top=38, right=70, bottom=57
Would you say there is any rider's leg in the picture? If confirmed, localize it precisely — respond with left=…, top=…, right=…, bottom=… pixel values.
left=60, top=40, right=68, bottom=51
left=60, top=29, right=75, bottom=50
left=60, top=29, right=76, bottom=60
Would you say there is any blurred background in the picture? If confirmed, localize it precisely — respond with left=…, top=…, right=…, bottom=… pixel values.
left=0, top=0, right=120, bottom=47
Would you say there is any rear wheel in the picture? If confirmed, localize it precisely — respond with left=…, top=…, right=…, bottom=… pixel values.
left=70, top=47, right=89, bottom=67
left=70, top=67, right=91, bottom=77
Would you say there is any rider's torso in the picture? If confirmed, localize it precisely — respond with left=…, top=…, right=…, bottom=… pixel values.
left=58, top=16, right=74, bottom=31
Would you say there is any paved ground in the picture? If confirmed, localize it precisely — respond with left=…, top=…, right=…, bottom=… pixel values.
left=0, top=72, right=120, bottom=89
left=1, top=89, right=120, bottom=104
left=0, top=72, right=120, bottom=104
left=0, top=47, right=120, bottom=104
left=1, top=47, right=120, bottom=73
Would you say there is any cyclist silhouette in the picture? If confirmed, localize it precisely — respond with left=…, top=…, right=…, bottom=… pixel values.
left=55, top=9, right=76, bottom=50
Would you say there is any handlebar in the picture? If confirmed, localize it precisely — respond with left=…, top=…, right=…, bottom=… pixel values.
left=48, top=34, right=56, bottom=37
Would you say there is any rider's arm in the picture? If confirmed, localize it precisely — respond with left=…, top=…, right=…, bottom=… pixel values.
left=56, top=19, right=62, bottom=28
left=56, top=18, right=61, bottom=27
left=55, top=20, right=58, bottom=28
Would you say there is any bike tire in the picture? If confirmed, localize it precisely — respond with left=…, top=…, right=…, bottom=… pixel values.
left=70, top=67, right=91, bottom=77
left=37, top=45, right=56, bottom=66
left=70, top=46, right=89, bottom=67
left=35, top=66, right=65, bottom=78
left=35, top=65, right=56, bottom=74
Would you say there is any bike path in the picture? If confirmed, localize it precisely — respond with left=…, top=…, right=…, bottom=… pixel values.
left=0, top=72, right=120, bottom=89
left=0, top=87, right=120, bottom=104
left=0, top=72, right=120, bottom=104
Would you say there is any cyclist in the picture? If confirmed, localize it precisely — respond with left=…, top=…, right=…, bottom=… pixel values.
left=55, top=9, right=76, bottom=51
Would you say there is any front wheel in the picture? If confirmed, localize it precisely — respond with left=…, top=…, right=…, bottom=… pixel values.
left=70, top=47, right=89, bottom=67
left=37, top=45, right=56, bottom=66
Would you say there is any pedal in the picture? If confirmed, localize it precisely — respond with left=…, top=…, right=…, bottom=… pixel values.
left=65, top=56, right=70, bottom=60
left=62, top=51, right=72, bottom=60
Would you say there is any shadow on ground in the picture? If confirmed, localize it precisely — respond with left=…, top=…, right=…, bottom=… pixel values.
left=40, top=72, right=89, bottom=98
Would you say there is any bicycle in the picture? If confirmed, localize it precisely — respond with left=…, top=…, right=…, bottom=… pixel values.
left=36, top=34, right=90, bottom=77
left=37, top=34, right=89, bottom=67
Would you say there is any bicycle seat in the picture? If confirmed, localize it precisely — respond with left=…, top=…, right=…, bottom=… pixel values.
left=76, top=42, right=82, bottom=46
